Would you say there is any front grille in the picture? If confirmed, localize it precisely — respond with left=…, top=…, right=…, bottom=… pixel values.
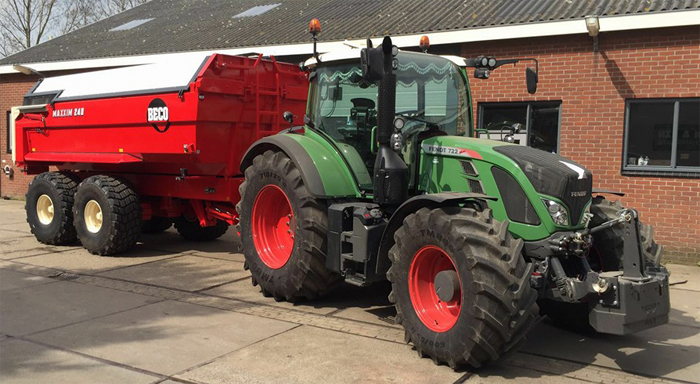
left=468, top=179, right=484, bottom=194
left=460, top=160, right=478, bottom=176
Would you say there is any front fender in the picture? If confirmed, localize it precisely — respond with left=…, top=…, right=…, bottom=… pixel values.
left=240, top=133, right=360, bottom=199
left=375, top=192, right=498, bottom=277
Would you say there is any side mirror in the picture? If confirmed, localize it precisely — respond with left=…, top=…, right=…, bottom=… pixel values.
left=283, top=111, right=294, bottom=124
left=526, top=67, right=538, bottom=94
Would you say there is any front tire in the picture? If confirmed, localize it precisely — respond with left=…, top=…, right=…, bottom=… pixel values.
left=237, top=150, right=340, bottom=301
left=26, top=172, right=79, bottom=245
left=73, top=175, right=142, bottom=255
left=388, top=207, right=539, bottom=369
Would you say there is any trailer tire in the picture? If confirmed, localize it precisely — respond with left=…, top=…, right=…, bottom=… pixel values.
left=174, top=217, right=228, bottom=241
left=26, top=172, right=79, bottom=245
left=73, top=175, right=142, bottom=256
left=388, top=207, right=539, bottom=369
left=237, top=150, right=340, bottom=301
left=142, top=217, right=173, bottom=234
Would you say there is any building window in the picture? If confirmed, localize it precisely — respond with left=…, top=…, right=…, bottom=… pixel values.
left=6, top=111, right=11, bottom=154
left=623, top=99, right=699, bottom=174
left=478, top=101, right=561, bottom=154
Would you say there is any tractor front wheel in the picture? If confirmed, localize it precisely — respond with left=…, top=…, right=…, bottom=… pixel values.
left=237, top=150, right=340, bottom=301
left=388, top=207, right=539, bottom=369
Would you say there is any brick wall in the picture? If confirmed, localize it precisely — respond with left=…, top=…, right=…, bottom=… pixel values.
left=0, top=73, right=39, bottom=199
left=463, top=26, right=700, bottom=264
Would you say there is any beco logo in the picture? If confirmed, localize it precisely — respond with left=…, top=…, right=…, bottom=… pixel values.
left=147, top=98, right=170, bottom=133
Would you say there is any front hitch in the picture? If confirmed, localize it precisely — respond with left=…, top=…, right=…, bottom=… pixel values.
left=543, top=209, right=670, bottom=335
left=587, top=209, right=670, bottom=334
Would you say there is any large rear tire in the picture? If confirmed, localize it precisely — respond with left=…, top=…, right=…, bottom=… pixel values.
left=26, top=172, right=79, bottom=245
left=73, top=175, right=142, bottom=255
left=237, top=150, right=340, bottom=301
left=174, top=217, right=228, bottom=241
left=388, top=207, right=539, bottom=369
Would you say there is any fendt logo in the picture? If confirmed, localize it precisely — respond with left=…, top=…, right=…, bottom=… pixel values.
left=147, top=98, right=170, bottom=133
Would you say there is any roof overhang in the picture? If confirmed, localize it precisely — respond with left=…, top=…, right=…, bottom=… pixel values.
left=1, top=9, right=699, bottom=75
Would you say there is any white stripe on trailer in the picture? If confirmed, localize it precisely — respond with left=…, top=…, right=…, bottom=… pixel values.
left=30, top=56, right=208, bottom=101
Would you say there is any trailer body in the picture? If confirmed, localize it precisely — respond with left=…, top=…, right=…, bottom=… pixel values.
left=15, top=54, right=308, bottom=223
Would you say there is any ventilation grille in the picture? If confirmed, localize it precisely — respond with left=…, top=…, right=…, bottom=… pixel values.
left=460, top=160, right=478, bottom=176
left=468, top=179, right=484, bottom=194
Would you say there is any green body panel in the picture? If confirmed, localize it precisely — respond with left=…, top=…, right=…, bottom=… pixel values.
left=418, top=135, right=589, bottom=241
left=284, top=129, right=364, bottom=198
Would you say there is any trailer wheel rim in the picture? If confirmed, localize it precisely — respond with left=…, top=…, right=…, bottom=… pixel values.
left=409, top=246, right=462, bottom=332
left=84, top=200, right=103, bottom=234
left=36, top=194, right=55, bottom=225
left=252, top=185, right=295, bottom=269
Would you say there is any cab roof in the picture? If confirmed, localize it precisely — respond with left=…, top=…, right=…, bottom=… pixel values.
left=303, top=48, right=468, bottom=69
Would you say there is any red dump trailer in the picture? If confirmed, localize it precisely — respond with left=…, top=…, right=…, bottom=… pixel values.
left=14, top=54, right=308, bottom=254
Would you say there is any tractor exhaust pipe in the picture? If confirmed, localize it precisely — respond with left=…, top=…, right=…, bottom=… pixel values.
left=361, top=37, right=408, bottom=206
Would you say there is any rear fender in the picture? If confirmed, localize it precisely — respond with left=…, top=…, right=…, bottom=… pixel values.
left=240, top=134, right=360, bottom=199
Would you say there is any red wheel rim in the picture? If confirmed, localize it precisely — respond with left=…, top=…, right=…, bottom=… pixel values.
left=251, top=185, right=295, bottom=269
left=409, top=246, right=462, bottom=332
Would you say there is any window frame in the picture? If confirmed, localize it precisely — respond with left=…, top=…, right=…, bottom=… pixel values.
left=622, top=98, right=700, bottom=175
left=477, top=101, right=562, bottom=154
left=6, top=110, right=11, bottom=154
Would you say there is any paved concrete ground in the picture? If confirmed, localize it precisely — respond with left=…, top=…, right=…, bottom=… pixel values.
left=0, top=199, right=698, bottom=384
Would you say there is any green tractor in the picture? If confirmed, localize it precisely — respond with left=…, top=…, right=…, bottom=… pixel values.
left=237, top=26, right=670, bottom=369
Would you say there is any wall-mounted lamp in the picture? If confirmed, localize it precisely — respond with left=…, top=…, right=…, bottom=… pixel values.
left=585, top=15, right=600, bottom=52
left=12, top=64, right=44, bottom=77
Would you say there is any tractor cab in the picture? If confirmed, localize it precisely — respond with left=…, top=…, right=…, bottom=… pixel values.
left=303, top=49, right=471, bottom=193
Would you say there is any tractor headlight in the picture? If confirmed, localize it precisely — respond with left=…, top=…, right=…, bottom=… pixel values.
left=542, top=199, right=569, bottom=226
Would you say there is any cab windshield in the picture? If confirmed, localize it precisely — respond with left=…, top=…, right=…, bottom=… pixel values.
left=309, top=52, right=469, bottom=139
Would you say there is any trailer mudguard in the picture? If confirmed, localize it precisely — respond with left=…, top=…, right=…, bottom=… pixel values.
left=375, top=192, right=498, bottom=277
left=240, top=133, right=360, bottom=199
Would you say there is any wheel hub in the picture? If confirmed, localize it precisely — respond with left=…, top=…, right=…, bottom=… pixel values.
left=409, top=246, right=462, bottom=333
left=251, top=185, right=295, bottom=269
left=434, top=270, right=460, bottom=302
left=84, top=200, right=103, bottom=234
left=36, top=194, right=55, bottom=225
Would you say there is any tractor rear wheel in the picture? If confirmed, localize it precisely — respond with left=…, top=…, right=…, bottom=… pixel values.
left=388, top=206, right=539, bottom=369
left=174, top=217, right=229, bottom=241
left=237, top=150, right=340, bottom=301
left=73, top=175, right=142, bottom=255
left=26, top=172, right=79, bottom=245
left=142, top=217, right=172, bottom=234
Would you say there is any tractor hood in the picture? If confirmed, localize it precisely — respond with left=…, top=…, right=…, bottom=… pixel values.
left=492, top=145, right=593, bottom=225
left=419, top=136, right=592, bottom=228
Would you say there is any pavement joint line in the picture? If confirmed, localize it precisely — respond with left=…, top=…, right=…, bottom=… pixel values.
left=185, top=253, right=245, bottom=263
left=193, top=275, right=251, bottom=293
left=0, top=261, right=410, bottom=342
left=451, top=372, right=473, bottom=384
left=669, top=287, right=700, bottom=293
left=0, top=279, right=64, bottom=293
left=3, top=247, right=80, bottom=260
left=515, top=351, right=695, bottom=384
left=167, top=324, right=303, bottom=380
left=19, top=298, right=168, bottom=338
left=89, top=253, right=192, bottom=275
left=1, top=258, right=696, bottom=382
left=6, top=334, right=167, bottom=380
